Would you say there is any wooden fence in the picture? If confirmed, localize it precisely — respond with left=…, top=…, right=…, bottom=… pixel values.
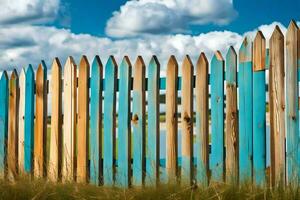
left=0, top=21, right=299, bottom=187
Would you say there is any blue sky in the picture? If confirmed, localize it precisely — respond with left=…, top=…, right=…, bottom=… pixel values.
left=0, top=0, right=299, bottom=71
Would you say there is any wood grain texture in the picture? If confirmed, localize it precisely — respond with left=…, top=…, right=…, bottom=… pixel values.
left=34, top=62, right=47, bottom=178
left=253, top=31, right=266, bottom=185
left=181, top=55, right=193, bottom=185
left=225, top=46, right=238, bottom=183
left=210, top=51, right=225, bottom=182
left=90, top=56, right=103, bottom=185
left=8, top=70, right=18, bottom=180
left=166, top=55, right=178, bottom=183
left=62, top=57, right=77, bottom=182
left=238, top=37, right=253, bottom=182
left=0, top=72, right=8, bottom=178
left=48, top=58, right=62, bottom=181
left=103, top=56, right=117, bottom=186
left=77, top=56, right=90, bottom=183
left=132, top=56, right=146, bottom=186
left=195, top=53, right=209, bottom=185
left=269, top=26, right=285, bottom=186
left=18, top=69, right=25, bottom=174
left=146, top=56, right=160, bottom=186
left=286, top=20, right=298, bottom=185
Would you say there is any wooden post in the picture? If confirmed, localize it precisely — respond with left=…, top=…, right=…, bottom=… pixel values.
left=24, top=65, right=34, bottom=174
left=132, top=56, right=146, bottom=186
left=195, top=53, right=209, bottom=185
left=62, top=57, right=77, bottom=182
left=210, top=51, right=225, bottom=182
left=253, top=31, right=266, bottom=185
left=90, top=56, right=103, bottom=185
left=181, top=55, right=193, bottom=185
left=146, top=56, right=160, bottom=186
left=166, top=55, right=178, bottom=183
left=225, top=46, right=238, bottom=184
left=77, top=56, right=90, bottom=183
left=8, top=70, right=18, bottom=180
left=18, top=69, right=25, bottom=174
left=117, top=56, right=132, bottom=187
left=0, top=72, right=8, bottom=178
left=269, top=25, right=285, bottom=186
left=34, top=61, right=47, bottom=178
left=286, top=20, right=298, bottom=185
left=103, top=56, right=117, bottom=186
left=238, top=37, right=253, bottom=182
left=48, top=58, right=62, bottom=182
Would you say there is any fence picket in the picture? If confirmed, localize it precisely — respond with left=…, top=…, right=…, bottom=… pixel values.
left=225, top=46, right=238, bottom=183
left=210, top=51, right=225, bottom=182
left=90, top=56, right=103, bottom=185
left=18, top=69, right=25, bottom=174
left=166, top=56, right=178, bottom=183
left=181, top=55, right=193, bottom=185
left=62, top=57, right=77, bottom=182
left=103, top=56, right=117, bottom=186
left=0, top=72, right=8, bottom=178
left=146, top=56, right=160, bottom=186
left=132, top=56, right=146, bottom=186
left=253, top=31, right=266, bottom=185
left=195, top=53, right=209, bottom=185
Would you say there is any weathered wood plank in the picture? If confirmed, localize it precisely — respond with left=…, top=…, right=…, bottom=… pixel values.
left=181, top=55, right=193, bottom=185
left=117, top=56, right=132, bottom=187
left=62, top=57, right=77, bottom=182
left=24, top=65, right=35, bottom=173
left=77, top=56, right=90, bottom=183
left=8, top=70, right=18, bottom=180
left=195, top=53, right=209, bottom=185
left=225, top=46, right=238, bottom=184
left=132, top=56, right=146, bottom=186
left=238, top=37, right=253, bottom=182
left=34, top=61, right=47, bottom=178
left=48, top=58, right=62, bottom=181
left=103, top=56, right=117, bottom=186
left=210, top=51, right=225, bottom=182
left=269, top=26, right=285, bottom=186
left=90, top=56, right=103, bottom=185
left=146, top=56, right=160, bottom=186
left=253, top=31, right=266, bottom=185
left=18, top=69, right=25, bottom=174
left=0, top=72, right=8, bottom=178
left=166, top=55, right=178, bottom=183
left=286, top=20, right=298, bottom=185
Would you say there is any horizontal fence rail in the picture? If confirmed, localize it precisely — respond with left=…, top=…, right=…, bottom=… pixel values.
left=0, top=22, right=300, bottom=187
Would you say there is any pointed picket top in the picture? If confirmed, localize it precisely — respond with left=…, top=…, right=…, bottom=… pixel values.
left=213, top=51, right=224, bottom=62
left=105, top=55, right=118, bottom=70
left=0, top=71, right=8, bottom=81
left=37, top=61, right=47, bottom=77
left=91, top=55, right=103, bottom=73
left=287, top=20, right=299, bottom=33
left=271, top=25, right=284, bottom=41
left=253, top=31, right=266, bottom=71
left=120, top=56, right=131, bottom=69
left=149, top=55, right=160, bottom=67
left=167, top=55, right=178, bottom=70
left=10, top=69, right=18, bottom=80
left=226, top=46, right=237, bottom=59
left=286, top=20, right=299, bottom=45
left=25, top=64, right=34, bottom=74
left=226, top=46, right=237, bottom=84
left=183, top=55, right=193, bottom=68
left=239, top=37, right=252, bottom=62
left=64, top=56, right=76, bottom=71
left=52, top=58, right=62, bottom=71
left=135, top=55, right=145, bottom=68
left=197, top=52, right=208, bottom=67
left=79, top=55, right=89, bottom=69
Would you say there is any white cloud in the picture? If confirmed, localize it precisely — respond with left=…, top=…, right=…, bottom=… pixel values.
left=105, top=0, right=238, bottom=37
left=0, top=0, right=60, bottom=25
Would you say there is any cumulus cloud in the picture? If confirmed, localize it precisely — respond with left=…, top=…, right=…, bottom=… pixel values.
left=0, top=0, right=60, bottom=25
left=105, top=0, right=238, bottom=37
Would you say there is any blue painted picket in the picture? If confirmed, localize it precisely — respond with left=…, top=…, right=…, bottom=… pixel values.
left=117, top=57, right=132, bottom=187
left=24, top=65, right=35, bottom=173
left=90, top=56, right=103, bottom=185
left=238, top=37, right=253, bottom=182
left=210, top=51, right=224, bottom=182
left=103, top=56, right=117, bottom=186
left=0, top=72, right=8, bottom=176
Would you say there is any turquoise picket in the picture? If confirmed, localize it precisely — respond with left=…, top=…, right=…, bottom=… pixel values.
left=146, top=56, right=160, bottom=186
left=103, top=56, right=117, bottom=186
left=0, top=72, right=8, bottom=176
left=117, top=57, right=132, bottom=187
left=24, top=64, right=35, bottom=173
left=90, top=56, right=103, bottom=185
left=238, top=37, right=253, bottom=182
left=210, top=51, right=224, bottom=182
left=132, top=56, right=146, bottom=186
